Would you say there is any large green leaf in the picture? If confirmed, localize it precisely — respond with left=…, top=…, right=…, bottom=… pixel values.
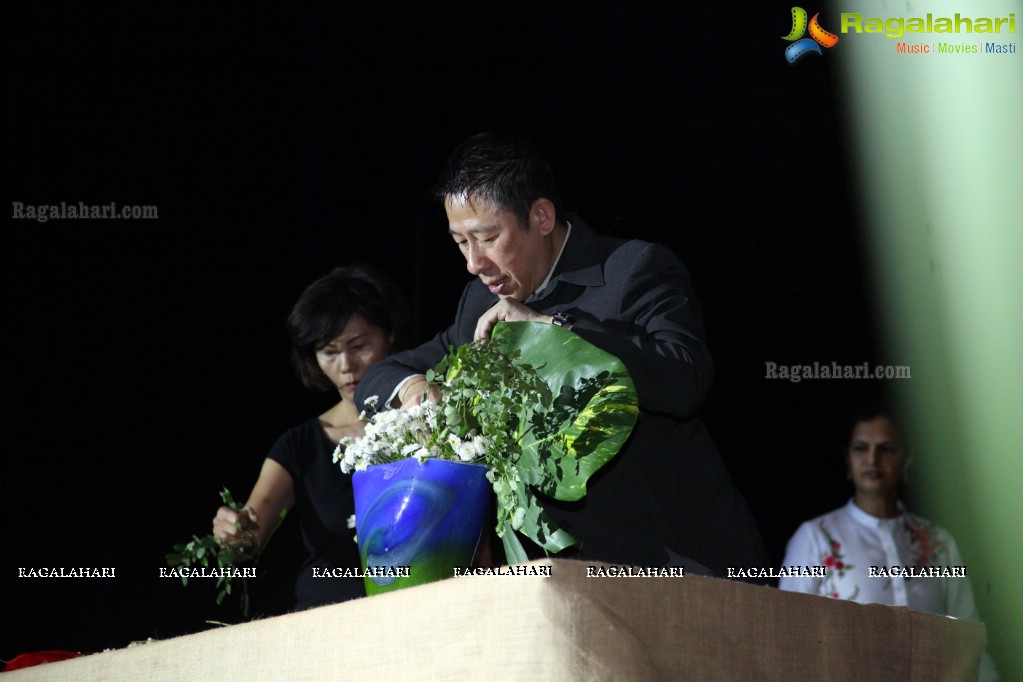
left=502, top=476, right=578, bottom=562
left=491, top=321, right=639, bottom=501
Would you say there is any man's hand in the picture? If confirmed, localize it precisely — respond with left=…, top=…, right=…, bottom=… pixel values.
left=475, top=298, right=553, bottom=341
left=397, top=374, right=441, bottom=410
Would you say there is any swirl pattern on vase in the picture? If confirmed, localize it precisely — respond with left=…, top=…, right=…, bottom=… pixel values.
left=360, top=478, right=457, bottom=585
left=352, top=458, right=490, bottom=593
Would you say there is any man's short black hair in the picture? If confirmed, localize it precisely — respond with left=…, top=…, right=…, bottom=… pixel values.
left=433, top=132, right=565, bottom=228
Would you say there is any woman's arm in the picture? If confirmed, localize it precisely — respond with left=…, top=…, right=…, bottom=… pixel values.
left=212, top=458, right=295, bottom=557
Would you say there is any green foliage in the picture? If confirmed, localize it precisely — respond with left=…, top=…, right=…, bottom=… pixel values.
left=337, top=321, right=638, bottom=563
left=439, top=322, right=639, bottom=562
left=166, top=487, right=287, bottom=608
left=493, top=322, right=639, bottom=502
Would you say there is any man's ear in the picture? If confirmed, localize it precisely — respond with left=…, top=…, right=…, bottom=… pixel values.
left=530, top=198, right=557, bottom=236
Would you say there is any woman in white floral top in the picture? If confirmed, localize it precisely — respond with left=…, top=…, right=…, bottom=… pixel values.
left=779, top=406, right=998, bottom=680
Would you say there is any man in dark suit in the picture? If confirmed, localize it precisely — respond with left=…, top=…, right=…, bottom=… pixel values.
left=355, top=132, right=768, bottom=574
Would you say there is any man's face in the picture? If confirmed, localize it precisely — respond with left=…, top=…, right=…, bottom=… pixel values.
left=445, top=194, right=551, bottom=301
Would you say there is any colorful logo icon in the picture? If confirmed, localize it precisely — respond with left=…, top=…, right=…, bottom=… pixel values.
left=782, top=7, right=839, bottom=63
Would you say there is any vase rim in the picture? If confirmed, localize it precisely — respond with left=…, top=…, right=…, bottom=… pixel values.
left=353, top=457, right=489, bottom=475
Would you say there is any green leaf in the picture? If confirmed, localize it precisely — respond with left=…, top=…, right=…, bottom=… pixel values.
left=168, top=485, right=270, bottom=610
left=483, top=321, right=638, bottom=553
left=492, top=321, right=638, bottom=501
left=220, top=487, right=239, bottom=509
left=501, top=528, right=529, bottom=564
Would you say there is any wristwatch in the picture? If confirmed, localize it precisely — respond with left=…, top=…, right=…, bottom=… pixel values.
left=550, top=311, right=575, bottom=329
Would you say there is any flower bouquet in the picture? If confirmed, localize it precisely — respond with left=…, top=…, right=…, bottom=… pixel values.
left=335, top=320, right=639, bottom=588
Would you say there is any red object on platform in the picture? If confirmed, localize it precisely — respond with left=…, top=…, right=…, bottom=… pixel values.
left=2, top=650, right=81, bottom=672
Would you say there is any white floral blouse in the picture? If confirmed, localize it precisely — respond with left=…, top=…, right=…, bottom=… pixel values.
left=779, top=499, right=977, bottom=616
left=779, top=500, right=999, bottom=680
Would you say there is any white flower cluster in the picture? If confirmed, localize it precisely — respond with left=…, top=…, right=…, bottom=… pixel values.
left=332, top=395, right=498, bottom=474
left=333, top=400, right=434, bottom=473
left=446, top=431, right=494, bottom=462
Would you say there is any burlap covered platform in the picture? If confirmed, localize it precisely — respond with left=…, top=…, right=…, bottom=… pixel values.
left=7, top=558, right=985, bottom=680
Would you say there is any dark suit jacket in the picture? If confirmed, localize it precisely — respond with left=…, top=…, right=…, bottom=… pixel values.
left=357, top=215, right=768, bottom=574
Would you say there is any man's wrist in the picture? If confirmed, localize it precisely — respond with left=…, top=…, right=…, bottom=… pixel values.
left=397, top=375, right=427, bottom=406
left=550, top=311, right=574, bottom=330
left=390, top=375, right=417, bottom=408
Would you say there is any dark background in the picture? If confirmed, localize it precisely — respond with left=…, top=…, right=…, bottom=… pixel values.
left=2, top=3, right=896, bottom=658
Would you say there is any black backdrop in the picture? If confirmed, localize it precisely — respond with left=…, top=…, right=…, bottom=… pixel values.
left=2, top=3, right=894, bottom=658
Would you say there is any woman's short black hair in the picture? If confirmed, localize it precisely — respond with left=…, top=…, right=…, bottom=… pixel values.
left=287, top=265, right=411, bottom=391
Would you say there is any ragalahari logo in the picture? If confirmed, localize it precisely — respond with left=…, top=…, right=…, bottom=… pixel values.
left=782, top=7, right=839, bottom=63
